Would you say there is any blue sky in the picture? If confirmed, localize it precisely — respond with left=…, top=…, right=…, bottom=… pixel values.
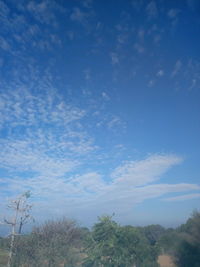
left=0, top=0, right=200, bottom=230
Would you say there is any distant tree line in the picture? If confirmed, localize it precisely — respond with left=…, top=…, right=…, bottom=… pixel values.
left=158, top=210, right=200, bottom=267
left=0, top=211, right=199, bottom=266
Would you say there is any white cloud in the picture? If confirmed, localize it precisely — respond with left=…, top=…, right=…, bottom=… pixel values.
left=0, top=88, right=85, bottom=129
left=0, top=87, right=97, bottom=190
left=99, top=183, right=200, bottom=211
left=117, top=33, right=128, bottom=44
left=70, top=7, right=90, bottom=24
left=71, top=172, right=106, bottom=192
left=26, top=0, right=65, bottom=26
left=168, top=9, right=180, bottom=19
left=82, top=0, right=93, bottom=8
left=169, top=59, right=200, bottom=91
left=148, top=79, right=155, bottom=87
left=0, top=36, right=10, bottom=51
left=107, top=116, right=121, bottom=129
left=164, top=193, right=200, bottom=202
left=0, top=140, right=78, bottom=176
left=111, top=154, right=182, bottom=187
left=188, top=79, right=196, bottom=90
left=1, top=152, right=199, bottom=224
left=102, top=92, right=110, bottom=101
left=0, top=1, right=62, bottom=54
left=134, top=43, right=144, bottom=54
left=27, top=1, right=51, bottom=24
left=110, top=52, right=119, bottom=65
left=0, top=0, right=10, bottom=17
left=83, top=69, right=91, bottom=80
left=185, top=59, right=200, bottom=90
left=157, top=70, right=164, bottom=77
left=71, top=7, right=84, bottom=22
left=171, top=60, right=182, bottom=77
left=146, top=1, right=158, bottom=19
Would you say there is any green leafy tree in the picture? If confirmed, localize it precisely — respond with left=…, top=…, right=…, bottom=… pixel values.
left=117, top=225, right=159, bottom=267
left=142, top=224, right=165, bottom=246
left=174, top=211, right=200, bottom=267
left=158, top=228, right=179, bottom=254
left=83, top=215, right=159, bottom=267
left=84, top=215, right=119, bottom=266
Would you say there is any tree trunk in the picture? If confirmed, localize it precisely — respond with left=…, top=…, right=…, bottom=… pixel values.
left=7, top=224, right=15, bottom=267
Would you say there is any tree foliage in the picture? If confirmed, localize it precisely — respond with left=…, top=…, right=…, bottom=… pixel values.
left=157, top=211, right=200, bottom=267
left=83, top=215, right=159, bottom=267
left=12, top=218, right=84, bottom=267
left=174, top=211, right=200, bottom=267
left=1, top=210, right=199, bottom=267
left=142, top=224, right=165, bottom=246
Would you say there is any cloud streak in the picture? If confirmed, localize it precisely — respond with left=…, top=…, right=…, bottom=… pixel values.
left=1, top=137, right=199, bottom=223
left=171, top=60, right=182, bottom=77
left=164, top=193, right=200, bottom=202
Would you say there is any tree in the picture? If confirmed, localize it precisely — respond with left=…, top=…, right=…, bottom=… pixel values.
left=84, top=215, right=119, bottom=266
left=14, top=218, right=84, bottom=267
left=83, top=215, right=159, bottom=267
left=174, top=211, right=200, bottom=267
left=142, top=224, right=165, bottom=246
left=3, top=191, right=33, bottom=267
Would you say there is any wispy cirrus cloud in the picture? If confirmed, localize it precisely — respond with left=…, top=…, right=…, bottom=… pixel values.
left=70, top=7, right=86, bottom=22
left=26, top=0, right=66, bottom=25
left=168, top=9, right=180, bottom=19
left=2, top=148, right=199, bottom=224
left=0, top=85, right=199, bottom=223
left=0, top=140, right=78, bottom=176
left=164, top=193, right=200, bottom=202
left=146, top=1, right=158, bottom=19
left=0, top=36, right=10, bottom=51
left=110, top=52, right=119, bottom=65
left=0, top=87, right=97, bottom=196
left=134, top=42, right=145, bottom=54
left=111, top=155, right=182, bottom=187
left=0, top=88, right=85, bottom=129
left=170, top=58, right=200, bottom=91
left=171, top=59, right=182, bottom=77
left=39, top=155, right=200, bottom=222
left=0, top=0, right=63, bottom=56
left=102, top=92, right=110, bottom=101
left=156, top=69, right=164, bottom=77
left=70, top=6, right=94, bottom=27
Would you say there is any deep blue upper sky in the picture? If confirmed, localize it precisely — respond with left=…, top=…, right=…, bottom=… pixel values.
left=0, top=0, right=200, bottom=229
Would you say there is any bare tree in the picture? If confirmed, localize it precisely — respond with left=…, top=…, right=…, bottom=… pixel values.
left=4, top=191, right=33, bottom=267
